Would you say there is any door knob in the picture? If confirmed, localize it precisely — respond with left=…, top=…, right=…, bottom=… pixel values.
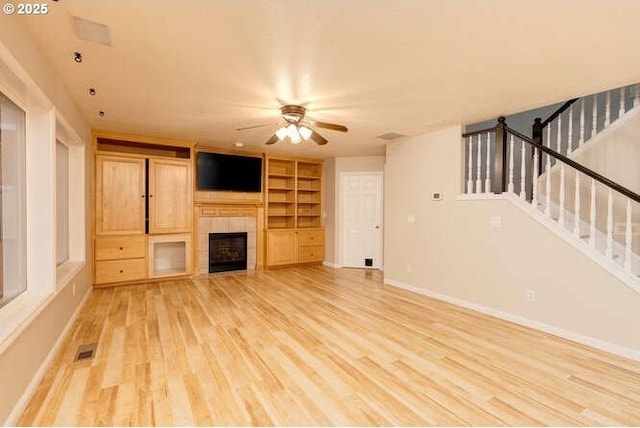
left=375, top=225, right=380, bottom=229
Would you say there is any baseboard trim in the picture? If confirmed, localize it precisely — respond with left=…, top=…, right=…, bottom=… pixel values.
left=384, top=278, right=640, bottom=362
left=4, top=287, right=93, bottom=426
left=322, top=261, right=341, bottom=269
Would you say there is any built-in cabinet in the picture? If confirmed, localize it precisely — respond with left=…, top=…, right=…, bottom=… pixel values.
left=93, top=133, right=194, bottom=286
left=265, top=156, right=324, bottom=267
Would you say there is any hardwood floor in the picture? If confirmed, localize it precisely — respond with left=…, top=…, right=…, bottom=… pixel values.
left=18, top=266, right=640, bottom=426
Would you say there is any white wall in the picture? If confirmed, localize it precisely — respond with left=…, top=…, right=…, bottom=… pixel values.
left=324, top=156, right=385, bottom=266
left=0, top=14, right=91, bottom=424
left=384, top=125, right=640, bottom=353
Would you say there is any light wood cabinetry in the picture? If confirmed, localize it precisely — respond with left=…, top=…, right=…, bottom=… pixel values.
left=265, top=156, right=324, bottom=267
left=148, top=233, right=192, bottom=278
left=266, top=230, right=297, bottom=266
left=148, top=158, right=191, bottom=234
left=94, top=235, right=147, bottom=285
left=93, top=132, right=194, bottom=287
left=95, top=156, right=146, bottom=235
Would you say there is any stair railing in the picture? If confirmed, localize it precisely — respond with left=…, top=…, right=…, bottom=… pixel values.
left=464, top=117, right=640, bottom=276
left=533, top=83, right=640, bottom=163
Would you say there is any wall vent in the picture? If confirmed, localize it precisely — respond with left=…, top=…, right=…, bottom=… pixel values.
left=72, top=16, right=112, bottom=46
left=376, top=132, right=406, bottom=141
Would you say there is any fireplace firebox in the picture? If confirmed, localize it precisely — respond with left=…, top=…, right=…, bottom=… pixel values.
left=209, top=232, right=248, bottom=273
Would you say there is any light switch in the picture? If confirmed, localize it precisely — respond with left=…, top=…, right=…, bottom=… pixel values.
left=407, top=214, right=415, bottom=224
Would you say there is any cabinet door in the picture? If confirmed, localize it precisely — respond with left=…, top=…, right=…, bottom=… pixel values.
left=96, top=155, right=146, bottom=235
left=149, top=158, right=191, bottom=234
left=266, top=230, right=297, bottom=266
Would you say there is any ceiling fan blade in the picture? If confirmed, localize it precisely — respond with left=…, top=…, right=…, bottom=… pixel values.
left=265, top=134, right=279, bottom=145
left=310, top=120, right=348, bottom=133
left=310, top=130, right=329, bottom=145
left=236, top=122, right=277, bottom=132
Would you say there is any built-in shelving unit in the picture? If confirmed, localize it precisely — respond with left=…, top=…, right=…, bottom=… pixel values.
left=266, top=158, right=297, bottom=229
left=265, top=156, right=324, bottom=267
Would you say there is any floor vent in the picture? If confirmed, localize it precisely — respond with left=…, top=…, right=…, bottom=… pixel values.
left=74, top=343, right=97, bottom=362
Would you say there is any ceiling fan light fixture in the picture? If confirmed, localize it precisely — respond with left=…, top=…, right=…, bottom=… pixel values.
left=298, top=126, right=312, bottom=140
left=275, top=126, right=288, bottom=140
left=286, top=123, right=299, bottom=139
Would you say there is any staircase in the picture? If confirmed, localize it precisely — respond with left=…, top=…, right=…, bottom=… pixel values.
left=462, top=83, right=640, bottom=292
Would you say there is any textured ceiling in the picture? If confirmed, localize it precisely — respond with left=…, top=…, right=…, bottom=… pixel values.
left=20, top=1, right=640, bottom=158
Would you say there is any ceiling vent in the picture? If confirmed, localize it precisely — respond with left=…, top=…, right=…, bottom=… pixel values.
left=72, top=16, right=111, bottom=46
left=376, top=132, right=406, bottom=141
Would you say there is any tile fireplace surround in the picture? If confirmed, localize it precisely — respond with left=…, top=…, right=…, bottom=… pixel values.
left=198, top=215, right=257, bottom=275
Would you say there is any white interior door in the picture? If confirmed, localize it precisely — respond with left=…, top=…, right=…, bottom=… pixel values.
left=340, top=172, right=383, bottom=269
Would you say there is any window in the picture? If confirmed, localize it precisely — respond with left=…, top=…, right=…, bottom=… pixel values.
left=56, top=140, right=69, bottom=266
left=0, top=91, right=27, bottom=308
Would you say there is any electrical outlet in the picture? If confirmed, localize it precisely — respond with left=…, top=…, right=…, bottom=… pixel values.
left=526, top=289, right=536, bottom=302
left=406, top=264, right=413, bottom=273
left=490, top=216, right=502, bottom=228
left=407, top=214, right=415, bottom=224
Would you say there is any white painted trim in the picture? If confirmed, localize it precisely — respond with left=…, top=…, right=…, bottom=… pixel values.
left=322, top=261, right=341, bottom=269
left=383, top=278, right=640, bottom=362
left=503, top=193, right=640, bottom=293
left=456, top=193, right=506, bottom=201
left=3, top=287, right=93, bottom=427
left=456, top=192, right=640, bottom=293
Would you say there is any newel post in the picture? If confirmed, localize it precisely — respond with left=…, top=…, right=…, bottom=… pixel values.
left=532, top=117, right=543, bottom=175
left=492, top=116, right=508, bottom=193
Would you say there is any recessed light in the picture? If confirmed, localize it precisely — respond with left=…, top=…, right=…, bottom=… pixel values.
left=234, top=142, right=244, bottom=147
left=99, top=111, right=105, bottom=117
left=89, top=88, right=96, bottom=96
left=73, top=52, right=83, bottom=63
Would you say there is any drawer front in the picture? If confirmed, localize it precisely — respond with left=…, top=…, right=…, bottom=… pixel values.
left=297, top=245, right=324, bottom=263
left=95, top=259, right=146, bottom=284
left=96, top=236, right=146, bottom=260
left=297, top=229, right=324, bottom=247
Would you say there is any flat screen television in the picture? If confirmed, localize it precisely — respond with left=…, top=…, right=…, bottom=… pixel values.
left=197, top=152, right=262, bottom=192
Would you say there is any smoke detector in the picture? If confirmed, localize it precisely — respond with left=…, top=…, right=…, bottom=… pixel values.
left=72, top=16, right=111, bottom=46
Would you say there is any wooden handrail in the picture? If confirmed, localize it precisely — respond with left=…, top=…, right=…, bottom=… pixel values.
left=462, top=127, right=496, bottom=138
left=540, top=98, right=579, bottom=128
left=505, top=127, right=640, bottom=204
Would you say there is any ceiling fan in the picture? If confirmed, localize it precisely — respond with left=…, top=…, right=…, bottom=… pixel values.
left=236, top=105, right=348, bottom=145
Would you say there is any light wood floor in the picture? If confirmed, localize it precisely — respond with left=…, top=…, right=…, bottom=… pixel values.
left=18, top=266, right=640, bottom=426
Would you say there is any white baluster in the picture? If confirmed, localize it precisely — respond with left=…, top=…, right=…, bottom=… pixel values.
left=467, top=138, right=473, bottom=194
left=567, top=104, right=573, bottom=154
left=475, top=134, right=482, bottom=194
left=635, top=84, right=640, bottom=108
left=573, top=172, right=581, bottom=237
left=579, top=98, right=585, bottom=147
left=485, top=132, right=491, bottom=194
left=532, top=147, right=539, bottom=207
left=507, top=135, right=515, bottom=193
left=619, top=87, right=626, bottom=118
left=605, top=90, right=611, bottom=127
left=545, top=150, right=551, bottom=217
left=556, top=114, right=562, bottom=154
left=592, top=93, right=598, bottom=139
left=589, top=178, right=596, bottom=248
left=558, top=163, right=565, bottom=226
left=624, top=198, right=632, bottom=272
left=606, top=189, right=613, bottom=259
left=519, top=140, right=526, bottom=200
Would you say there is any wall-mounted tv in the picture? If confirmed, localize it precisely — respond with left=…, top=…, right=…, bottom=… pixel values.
left=197, top=152, right=263, bottom=192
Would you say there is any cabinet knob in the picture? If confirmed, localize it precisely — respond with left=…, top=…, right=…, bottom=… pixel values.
left=119, top=270, right=124, bottom=274
left=141, top=194, right=145, bottom=198
left=119, top=247, right=124, bottom=250
left=149, top=194, right=154, bottom=198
